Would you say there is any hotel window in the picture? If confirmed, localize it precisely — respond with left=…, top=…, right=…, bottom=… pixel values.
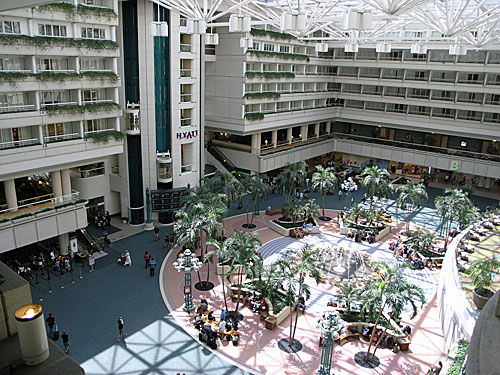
left=41, top=91, right=71, bottom=106
left=80, top=58, right=106, bottom=70
left=0, top=20, right=21, bottom=34
left=36, top=57, right=69, bottom=71
left=263, top=43, right=274, bottom=52
left=248, top=42, right=259, bottom=50
left=85, top=118, right=108, bottom=132
left=0, top=57, right=25, bottom=71
left=81, top=27, right=105, bottom=39
left=279, top=45, right=290, bottom=53
left=83, top=89, right=106, bottom=103
left=38, top=24, right=67, bottom=37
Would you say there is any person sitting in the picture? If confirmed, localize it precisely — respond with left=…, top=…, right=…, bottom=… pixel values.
left=265, top=206, right=272, bottom=215
left=296, top=296, right=306, bottom=313
left=297, top=227, right=304, bottom=238
left=218, top=319, right=227, bottom=338
left=230, top=329, right=240, bottom=346
left=307, top=223, right=313, bottom=235
left=402, top=324, right=412, bottom=336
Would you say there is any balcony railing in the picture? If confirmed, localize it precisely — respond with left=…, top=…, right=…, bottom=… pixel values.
left=180, top=44, right=192, bottom=53
left=181, top=164, right=192, bottom=173
left=41, top=101, right=78, bottom=110
left=0, top=104, right=36, bottom=114
left=0, top=191, right=82, bottom=217
left=44, top=133, right=81, bottom=143
left=180, top=69, right=192, bottom=78
left=0, top=138, right=40, bottom=150
left=180, top=118, right=192, bottom=127
left=71, top=165, right=105, bottom=178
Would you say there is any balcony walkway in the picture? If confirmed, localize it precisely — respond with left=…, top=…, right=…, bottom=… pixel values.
left=31, top=188, right=497, bottom=375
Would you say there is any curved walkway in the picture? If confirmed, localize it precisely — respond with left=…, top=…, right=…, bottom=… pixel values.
left=160, top=210, right=443, bottom=375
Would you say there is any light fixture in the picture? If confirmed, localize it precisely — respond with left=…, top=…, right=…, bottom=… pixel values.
left=449, top=43, right=467, bottom=55
left=229, top=14, right=251, bottom=32
left=344, top=43, right=358, bottom=53
left=240, top=36, right=253, bottom=49
left=376, top=42, right=391, bottom=53
left=315, top=43, right=328, bottom=53
left=411, top=42, right=427, bottom=54
left=206, top=33, right=219, bottom=45
left=186, top=19, right=206, bottom=34
left=280, top=13, right=307, bottom=32
left=342, top=9, right=372, bottom=30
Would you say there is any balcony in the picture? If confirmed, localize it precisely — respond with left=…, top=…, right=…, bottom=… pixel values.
left=180, top=69, right=192, bottom=78
left=180, top=44, right=192, bottom=53
left=44, top=132, right=81, bottom=144
left=0, top=192, right=88, bottom=253
left=180, top=117, right=192, bottom=127
left=180, top=94, right=192, bottom=103
left=0, top=138, right=40, bottom=150
left=181, top=164, right=192, bottom=173
left=0, top=104, right=36, bottom=114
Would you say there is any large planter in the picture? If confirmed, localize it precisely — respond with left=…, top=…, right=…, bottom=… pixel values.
left=472, top=288, right=493, bottom=310
left=273, top=305, right=291, bottom=326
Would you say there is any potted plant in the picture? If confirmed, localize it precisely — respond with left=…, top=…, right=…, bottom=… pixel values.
left=468, top=256, right=500, bottom=309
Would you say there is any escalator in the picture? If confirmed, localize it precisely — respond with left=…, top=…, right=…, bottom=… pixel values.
left=206, top=142, right=245, bottom=179
left=76, top=228, right=103, bottom=255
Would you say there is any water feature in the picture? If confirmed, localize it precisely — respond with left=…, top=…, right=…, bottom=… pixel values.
left=318, top=246, right=374, bottom=281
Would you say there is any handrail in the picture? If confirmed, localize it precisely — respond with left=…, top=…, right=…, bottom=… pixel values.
left=0, top=104, right=36, bottom=113
left=44, top=133, right=81, bottom=143
left=78, top=228, right=103, bottom=254
left=0, top=191, right=80, bottom=216
left=206, top=142, right=241, bottom=179
left=18, top=193, right=54, bottom=206
left=0, top=138, right=39, bottom=150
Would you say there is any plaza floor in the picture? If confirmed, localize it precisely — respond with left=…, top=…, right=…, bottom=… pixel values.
left=31, top=188, right=497, bottom=375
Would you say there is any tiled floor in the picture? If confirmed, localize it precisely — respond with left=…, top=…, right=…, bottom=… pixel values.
left=31, top=187, right=497, bottom=375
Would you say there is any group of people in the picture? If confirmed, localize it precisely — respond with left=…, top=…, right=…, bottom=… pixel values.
left=94, top=210, right=111, bottom=229
left=347, top=230, right=376, bottom=244
left=192, top=300, right=240, bottom=350
left=144, top=251, right=157, bottom=275
left=291, top=222, right=314, bottom=239
left=46, top=313, right=70, bottom=354
left=118, top=250, right=132, bottom=267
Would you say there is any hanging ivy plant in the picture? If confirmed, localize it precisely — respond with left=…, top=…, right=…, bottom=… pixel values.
left=44, top=102, right=120, bottom=116
left=39, top=2, right=76, bottom=20
left=243, top=92, right=281, bottom=100
left=37, top=71, right=80, bottom=82
left=80, top=71, right=119, bottom=83
left=77, top=4, right=118, bottom=21
left=244, top=112, right=265, bottom=121
left=247, top=50, right=310, bottom=62
left=85, top=130, right=124, bottom=143
left=0, top=71, right=33, bottom=83
left=0, top=34, right=118, bottom=52
left=84, top=102, right=121, bottom=113
left=250, top=29, right=296, bottom=41
left=245, top=72, right=295, bottom=79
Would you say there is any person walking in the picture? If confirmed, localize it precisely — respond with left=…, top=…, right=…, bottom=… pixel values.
left=46, top=313, right=56, bottom=336
left=154, top=225, right=160, bottom=241
left=62, top=331, right=70, bottom=353
left=338, top=190, right=343, bottom=201
left=117, top=317, right=126, bottom=341
left=144, top=251, right=151, bottom=268
left=149, top=257, right=157, bottom=276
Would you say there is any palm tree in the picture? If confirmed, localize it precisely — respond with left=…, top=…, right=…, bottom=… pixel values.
left=290, top=201, right=305, bottom=224
left=224, top=231, right=263, bottom=317
left=396, top=181, right=428, bottom=231
left=435, top=189, right=475, bottom=249
left=302, top=200, right=320, bottom=223
left=240, top=173, right=271, bottom=228
left=347, top=203, right=364, bottom=224
left=277, top=162, right=306, bottom=208
left=360, top=166, right=393, bottom=210
left=338, top=281, right=358, bottom=316
left=357, top=262, right=424, bottom=362
left=205, top=239, right=230, bottom=311
left=312, top=165, right=337, bottom=220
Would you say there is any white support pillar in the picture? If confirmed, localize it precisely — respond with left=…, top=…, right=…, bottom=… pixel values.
left=58, top=233, right=69, bottom=256
left=314, top=123, right=320, bottom=138
left=301, top=125, right=308, bottom=141
left=77, top=89, right=82, bottom=106
left=31, top=56, right=37, bottom=73
left=61, top=169, right=71, bottom=197
left=271, top=130, right=277, bottom=148
left=110, top=26, right=117, bottom=42
left=112, top=58, right=118, bottom=74
left=251, top=133, right=261, bottom=154
left=115, top=117, right=120, bottom=132
left=75, top=57, right=80, bottom=74
left=326, top=122, right=331, bottom=134
left=4, top=179, right=18, bottom=210
left=50, top=170, right=63, bottom=203
left=27, top=19, right=34, bottom=37
left=114, top=87, right=119, bottom=103
left=38, top=126, right=44, bottom=146
left=287, top=128, right=293, bottom=144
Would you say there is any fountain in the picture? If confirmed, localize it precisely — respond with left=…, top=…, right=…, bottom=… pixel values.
left=317, top=246, right=374, bottom=281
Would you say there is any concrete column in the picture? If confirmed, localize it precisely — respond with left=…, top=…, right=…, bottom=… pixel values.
left=271, top=130, right=277, bottom=148
left=4, top=180, right=18, bottom=210
left=79, top=121, right=84, bottom=137
left=110, top=26, right=117, bottom=42
left=301, top=125, right=308, bottom=141
left=75, top=57, right=80, bottom=74
left=326, top=122, right=331, bottom=134
left=115, top=117, right=121, bottom=132
left=50, top=170, right=63, bottom=203
left=287, top=128, right=293, bottom=144
left=31, top=56, right=37, bottom=73
left=27, top=19, right=34, bottom=37
left=61, top=169, right=71, bottom=197
left=251, top=133, right=261, bottom=154
left=112, top=58, right=118, bottom=74
left=38, top=126, right=44, bottom=146
left=58, top=233, right=69, bottom=256
left=314, top=123, right=320, bottom=138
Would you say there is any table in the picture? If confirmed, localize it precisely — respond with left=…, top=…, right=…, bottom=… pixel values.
left=397, top=337, right=410, bottom=351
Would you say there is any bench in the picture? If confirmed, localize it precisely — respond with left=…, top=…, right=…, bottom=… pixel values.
left=266, top=208, right=282, bottom=216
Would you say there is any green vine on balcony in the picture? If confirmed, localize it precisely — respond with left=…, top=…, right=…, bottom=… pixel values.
left=250, top=28, right=296, bottom=41
left=37, top=71, right=80, bottom=82
left=45, top=102, right=120, bottom=116
left=85, top=130, right=124, bottom=144
left=245, top=71, right=295, bottom=79
left=0, top=71, right=32, bottom=83
left=247, top=50, right=310, bottom=62
left=0, top=71, right=119, bottom=86
left=0, top=34, right=119, bottom=52
left=39, top=2, right=117, bottom=21
left=243, top=92, right=281, bottom=100
left=80, top=71, right=119, bottom=83
left=244, top=112, right=265, bottom=121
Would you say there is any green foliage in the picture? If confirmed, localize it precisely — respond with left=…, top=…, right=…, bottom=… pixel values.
left=12, top=213, right=35, bottom=220
left=85, top=130, right=124, bottom=144
left=243, top=92, right=281, bottom=100
left=244, top=112, right=265, bottom=121
left=80, top=71, right=119, bottom=83
left=245, top=71, right=295, bottom=79
left=0, top=71, right=32, bottom=83
left=250, top=28, right=296, bottom=41
left=467, top=256, right=500, bottom=295
left=0, top=34, right=118, bottom=51
left=45, top=102, right=120, bottom=116
left=246, top=50, right=310, bottom=62
left=37, top=71, right=80, bottom=82
left=39, top=2, right=117, bottom=21
left=0, top=71, right=119, bottom=85
left=446, top=340, right=469, bottom=375
left=37, top=207, right=55, bottom=213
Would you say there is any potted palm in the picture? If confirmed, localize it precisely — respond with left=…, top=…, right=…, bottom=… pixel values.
left=468, top=256, right=500, bottom=309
